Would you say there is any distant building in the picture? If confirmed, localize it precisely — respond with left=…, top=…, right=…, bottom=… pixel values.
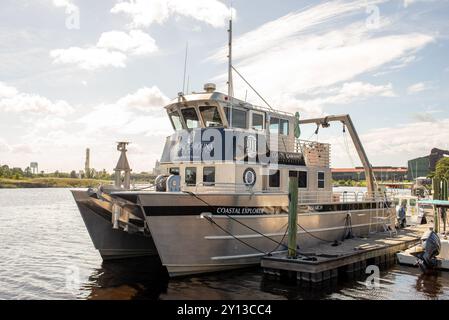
left=30, top=162, right=38, bottom=174
left=332, top=166, right=408, bottom=181
left=408, top=148, right=449, bottom=179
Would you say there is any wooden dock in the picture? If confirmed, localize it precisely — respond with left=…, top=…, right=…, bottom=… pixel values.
left=261, top=224, right=430, bottom=283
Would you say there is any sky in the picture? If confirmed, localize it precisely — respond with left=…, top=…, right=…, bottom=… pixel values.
left=0, top=0, right=448, bottom=173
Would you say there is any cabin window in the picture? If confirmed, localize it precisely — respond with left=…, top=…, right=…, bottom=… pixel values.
left=203, top=167, right=215, bottom=186
left=280, top=119, right=289, bottom=135
left=269, top=170, right=280, bottom=188
left=298, top=171, right=308, bottom=188
left=199, top=106, right=223, bottom=127
left=181, top=108, right=200, bottom=129
left=169, top=167, right=179, bottom=175
left=252, top=113, right=264, bottom=130
left=185, top=167, right=197, bottom=186
left=317, top=171, right=325, bottom=189
left=224, top=107, right=247, bottom=129
left=288, top=170, right=308, bottom=188
left=270, top=117, right=280, bottom=134
left=169, top=111, right=183, bottom=130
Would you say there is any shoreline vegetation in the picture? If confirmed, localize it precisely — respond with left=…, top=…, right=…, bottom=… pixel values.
left=0, top=177, right=112, bottom=189
left=0, top=163, right=155, bottom=189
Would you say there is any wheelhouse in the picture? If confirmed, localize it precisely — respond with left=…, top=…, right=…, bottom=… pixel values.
left=158, top=84, right=332, bottom=199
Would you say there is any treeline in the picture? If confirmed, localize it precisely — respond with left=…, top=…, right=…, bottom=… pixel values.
left=0, top=164, right=155, bottom=182
left=0, top=164, right=111, bottom=180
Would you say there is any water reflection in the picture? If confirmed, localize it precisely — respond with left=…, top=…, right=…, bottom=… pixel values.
left=83, top=257, right=169, bottom=300
left=415, top=272, right=444, bottom=298
left=80, top=260, right=449, bottom=300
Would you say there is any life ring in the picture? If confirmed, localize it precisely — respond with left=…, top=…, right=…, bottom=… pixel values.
left=243, top=168, right=256, bottom=187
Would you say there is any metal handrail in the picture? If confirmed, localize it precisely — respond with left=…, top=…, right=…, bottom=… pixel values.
left=192, top=182, right=263, bottom=193
left=297, top=190, right=393, bottom=204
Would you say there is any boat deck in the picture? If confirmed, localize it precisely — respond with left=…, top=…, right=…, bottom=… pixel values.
left=262, top=224, right=430, bottom=283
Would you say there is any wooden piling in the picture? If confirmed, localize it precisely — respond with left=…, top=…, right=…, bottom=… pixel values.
left=288, top=172, right=298, bottom=258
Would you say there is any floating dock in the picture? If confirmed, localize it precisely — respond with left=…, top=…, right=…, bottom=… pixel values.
left=261, top=224, right=430, bottom=283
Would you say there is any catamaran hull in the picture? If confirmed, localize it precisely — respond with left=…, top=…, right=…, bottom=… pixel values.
left=139, top=193, right=394, bottom=277
left=72, top=190, right=158, bottom=260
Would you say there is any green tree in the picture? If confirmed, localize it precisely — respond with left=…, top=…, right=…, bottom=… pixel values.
left=0, top=165, right=10, bottom=178
left=24, top=167, right=32, bottom=178
left=70, top=170, right=78, bottom=179
left=434, top=158, right=449, bottom=181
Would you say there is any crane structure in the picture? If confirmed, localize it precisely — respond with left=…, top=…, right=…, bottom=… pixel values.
left=298, top=114, right=376, bottom=196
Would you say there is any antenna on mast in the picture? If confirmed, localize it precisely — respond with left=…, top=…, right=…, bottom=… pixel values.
left=182, top=42, right=189, bottom=94
left=227, top=17, right=233, bottom=98
left=227, top=1, right=234, bottom=127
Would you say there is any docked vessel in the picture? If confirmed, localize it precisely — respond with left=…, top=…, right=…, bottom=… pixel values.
left=71, top=19, right=396, bottom=277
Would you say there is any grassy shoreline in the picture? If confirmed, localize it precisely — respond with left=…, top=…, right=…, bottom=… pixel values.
left=0, top=177, right=112, bottom=189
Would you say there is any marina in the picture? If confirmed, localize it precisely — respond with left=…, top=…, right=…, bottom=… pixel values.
left=1, top=187, right=449, bottom=300
left=1, top=0, right=449, bottom=307
left=262, top=224, right=427, bottom=283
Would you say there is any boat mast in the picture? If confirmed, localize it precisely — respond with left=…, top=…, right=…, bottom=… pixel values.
left=228, top=19, right=233, bottom=98
left=227, top=5, right=234, bottom=126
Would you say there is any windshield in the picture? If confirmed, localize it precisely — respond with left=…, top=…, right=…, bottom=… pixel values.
left=181, top=107, right=200, bottom=129
left=200, top=106, right=223, bottom=127
left=169, top=111, right=183, bottom=130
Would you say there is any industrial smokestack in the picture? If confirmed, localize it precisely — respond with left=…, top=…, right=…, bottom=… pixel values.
left=85, top=148, right=90, bottom=179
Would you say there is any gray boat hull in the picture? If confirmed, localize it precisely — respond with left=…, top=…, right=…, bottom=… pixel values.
left=138, top=192, right=394, bottom=277
left=72, top=190, right=158, bottom=260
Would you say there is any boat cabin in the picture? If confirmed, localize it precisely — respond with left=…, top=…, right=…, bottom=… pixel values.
left=157, top=84, right=332, bottom=198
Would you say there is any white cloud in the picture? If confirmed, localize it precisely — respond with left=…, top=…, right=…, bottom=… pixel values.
left=78, top=86, right=171, bottom=135
left=403, top=0, right=437, bottom=8
left=0, top=139, right=34, bottom=155
left=320, top=117, right=449, bottom=167
left=210, top=0, right=387, bottom=62
left=111, top=0, right=235, bottom=28
left=50, top=30, right=157, bottom=70
left=97, top=30, right=158, bottom=56
left=0, top=82, right=18, bottom=98
left=210, top=0, right=433, bottom=114
left=51, top=0, right=78, bottom=13
left=117, top=86, right=170, bottom=111
left=0, top=139, right=10, bottom=153
left=407, top=82, right=432, bottom=94
left=0, top=83, right=74, bottom=116
left=50, top=47, right=127, bottom=70
left=362, top=118, right=449, bottom=164
left=303, top=82, right=396, bottom=107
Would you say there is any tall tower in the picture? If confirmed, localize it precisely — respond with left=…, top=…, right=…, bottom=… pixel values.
left=85, top=148, right=90, bottom=178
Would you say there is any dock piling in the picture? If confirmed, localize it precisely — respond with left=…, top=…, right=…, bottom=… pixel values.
left=287, top=171, right=299, bottom=258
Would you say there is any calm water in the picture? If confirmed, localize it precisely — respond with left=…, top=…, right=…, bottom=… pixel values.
left=1, top=188, right=448, bottom=300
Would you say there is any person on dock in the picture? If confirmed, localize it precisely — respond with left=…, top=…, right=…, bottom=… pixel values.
left=397, top=203, right=406, bottom=229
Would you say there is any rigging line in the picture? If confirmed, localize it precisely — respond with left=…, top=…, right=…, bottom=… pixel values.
left=267, top=222, right=289, bottom=256
left=183, top=190, right=285, bottom=246
left=204, top=216, right=266, bottom=254
left=182, top=42, right=189, bottom=94
left=207, top=214, right=313, bottom=259
left=183, top=190, right=314, bottom=258
left=231, top=66, right=275, bottom=111
left=342, top=127, right=356, bottom=168
left=296, top=223, right=335, bottom=243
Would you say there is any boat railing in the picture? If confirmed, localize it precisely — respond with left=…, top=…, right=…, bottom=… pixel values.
left=193, top=182, right=265, bottom=193
left=298, top=190, right=393, bottom=205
